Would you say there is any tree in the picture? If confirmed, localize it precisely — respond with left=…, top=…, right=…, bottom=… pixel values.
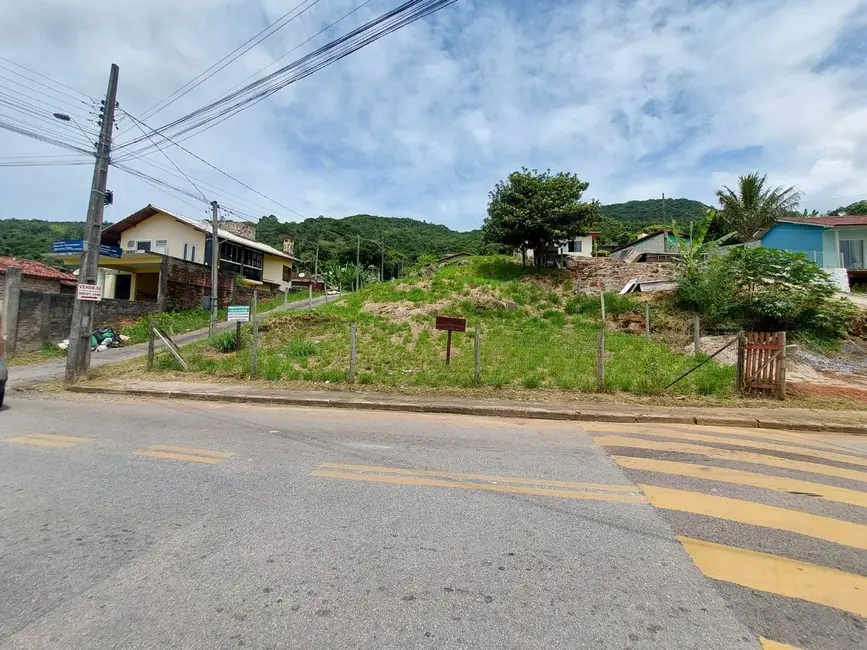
left=829, top=200, right=867, bottom=216
left=715, top=172, right=802, bottom=242
left=670, top=209, right=735, bottom=280
left=483, top=168, right=599, bottom=267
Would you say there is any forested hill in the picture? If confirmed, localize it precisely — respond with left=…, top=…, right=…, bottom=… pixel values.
left=255, top=213, right=484, bottom=273
left=0, top=219, right=84, bottom=263
left=596, top=197, right=712, bottom=246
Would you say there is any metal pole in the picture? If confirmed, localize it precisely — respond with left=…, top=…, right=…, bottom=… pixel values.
left=313, top=243, right=319, bottom=288
left=694, top=314, right=701, bottom=355
left=235, top=321, right=242, bottom=351
left=349, top=323, right=357, bottom=383
left=446, top=330, right=453, bottom=365
left=474, top=326, right=481, bottom=386
left=308, top=285, right=312, bottom=308
left=645, top=303, right=650, bottom=340
left=380, top=240, right=384, bottom=282
left=250, top=289, right=258, bottom=377
left=600, top=292, right=606, bottom=323
left=209, top=200, right=219, bottom=337
left=65, top=63, right=119, bottom=384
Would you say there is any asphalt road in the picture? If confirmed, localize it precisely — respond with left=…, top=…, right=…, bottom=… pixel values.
left=6, top=294, right=334, bottom=389
left=0, top=393, right=758, bottom=650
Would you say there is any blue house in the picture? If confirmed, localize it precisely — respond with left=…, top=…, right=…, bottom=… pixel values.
left=759, top=215, right=867, bottom=277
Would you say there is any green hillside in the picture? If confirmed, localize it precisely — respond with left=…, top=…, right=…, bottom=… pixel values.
left=596, top=198, right=712, bottom=246
left=0, top=219, right=84, bottom=262
left=255, top=213, right=485, bottom=275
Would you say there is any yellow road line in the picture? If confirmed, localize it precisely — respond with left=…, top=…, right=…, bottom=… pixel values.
left=641, top=485, right=867, bottom=550
left=7, top=436, right=75, bottom=448
left=311, top=470, right=647, bottom=503
left=147, top=445, right=232, bottom=459
left=318, top=462, right=637, bottom=492
left=593, top=435, right=867, bottom=483
left=135, top=450, right=223, bottom=464
left=612, top=456, right=867, bottom=509
left=760, top=638, right=802, bottom=650
left=583, top=422, right=859, bottom=454
left=611, top=429, right=867, bottom=468
left=26, top=433, right=95, bottom=443
left=678, top=537, right=867, bottom=617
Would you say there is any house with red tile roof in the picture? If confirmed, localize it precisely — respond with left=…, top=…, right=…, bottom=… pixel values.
left=0, top=257, right=76, bottom=300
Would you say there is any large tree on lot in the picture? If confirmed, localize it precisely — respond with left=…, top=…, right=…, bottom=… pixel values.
left=715, top=172, right=802, bottom=242
left=483, top=168, right=599, bottom=267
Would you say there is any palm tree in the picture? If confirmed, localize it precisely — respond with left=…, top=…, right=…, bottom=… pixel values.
left=670, top=210, right=735, bottom=280
left=715, top=172, right=802, bottom=241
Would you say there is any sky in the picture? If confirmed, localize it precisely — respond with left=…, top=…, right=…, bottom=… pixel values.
left=1, top=0, right=866, bottom=231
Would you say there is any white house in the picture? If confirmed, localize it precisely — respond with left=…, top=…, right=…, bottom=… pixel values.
left=556, top=232, right=599, bottom=258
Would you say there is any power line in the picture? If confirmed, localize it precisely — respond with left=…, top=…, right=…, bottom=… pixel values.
left=0, top=75, right=94, bottom=121
left=0, top=116, right=93, bottom=154
left=114, top=0, right=457, bottom=156
left=120, top=108, right=208, bottom=202
left=0, top=56, right=95, bottom=100
left=115, top=163, right=211, bottom=215
left=127, top=0, right=325, bottom=128
left=113, top=109, right=307, bottom=218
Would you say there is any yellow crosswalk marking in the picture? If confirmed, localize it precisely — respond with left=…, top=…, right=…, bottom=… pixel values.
left=612, top=456, right=867, bottom=509
left=312, top=465, right=645, bottom=503
left=318, top=462, right=638, bottom=492
left=678, top=537, right=867, bottom=617
left=641, top=484, right=867, bottom=550
left=593, top=435, right=867, bottom=483
left=7, top=433, right=94, bottom=448
left=135, top=445, right=232, bottom=464
left=760, top=638, right=802, bottom=650
left=608, top=429, right=867, bottom=468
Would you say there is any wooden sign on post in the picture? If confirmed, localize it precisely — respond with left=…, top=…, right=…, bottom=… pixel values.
left=435, top=316, right=466, bottom=365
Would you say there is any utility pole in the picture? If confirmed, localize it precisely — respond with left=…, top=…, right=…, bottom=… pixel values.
left=65, top=64, right=119, bottom=384
left=314, top=243, right=319, bottom=289
left=662, top=192, right=667, bottom=224
left=379, top=239, right=384, bottom=282
left=355, top=234, right=360, bottom=291
left=209, top=200, right=219, bottom=337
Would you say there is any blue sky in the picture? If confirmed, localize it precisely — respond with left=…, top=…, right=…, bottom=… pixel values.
left=1, top=0, right=866, bottom=230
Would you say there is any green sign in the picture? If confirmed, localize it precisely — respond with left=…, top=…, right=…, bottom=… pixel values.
left=227, top=305, right=250, bottom=322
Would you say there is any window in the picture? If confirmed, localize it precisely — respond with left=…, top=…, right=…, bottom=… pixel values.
left=154, top=240, right=168, bottom=254
left=567, top=239, right=582, bottom=253
left=136, top=241, right=151, bottom=252
left=283, top=265, right=292, bottom=282
left=840, top=240, right=864, bottom=269
left=182, top=243, right=197, bottom=262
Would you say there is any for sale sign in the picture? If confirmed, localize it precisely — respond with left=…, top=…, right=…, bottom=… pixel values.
left=76, top=284, right=102, bottom=301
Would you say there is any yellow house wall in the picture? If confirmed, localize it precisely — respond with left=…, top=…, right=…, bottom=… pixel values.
left=263, top=255, right=292, bottom=289
left=120, top=212, right=206, bottom=262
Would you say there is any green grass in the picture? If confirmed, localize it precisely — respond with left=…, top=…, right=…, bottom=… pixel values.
left=165, top=256, right=735, bottom=397
left=5, top=342, right=66, bottom=367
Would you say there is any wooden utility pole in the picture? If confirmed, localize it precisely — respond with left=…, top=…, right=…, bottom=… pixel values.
left=65, top=64, right=119, bottom=383
left=209, top=200, right=219, bottom=337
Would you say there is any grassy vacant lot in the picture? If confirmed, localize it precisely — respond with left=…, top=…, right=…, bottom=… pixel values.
left=162, top=257, right=735, bottom=397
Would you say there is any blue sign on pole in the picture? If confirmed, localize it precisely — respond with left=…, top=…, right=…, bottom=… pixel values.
left=52, top=240, right=123, bottom=258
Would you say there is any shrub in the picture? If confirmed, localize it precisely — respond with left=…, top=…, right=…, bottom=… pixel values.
left=285, top=338, right=317, bottom=358
left=210, top=330, right=241, bottom=353
left=564, top=292, right=640, bottom=316
left=677, top=247, right=854, bottom=340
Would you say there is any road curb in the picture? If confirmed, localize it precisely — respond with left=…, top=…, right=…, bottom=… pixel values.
left=65, top=385, right=867, bottom=435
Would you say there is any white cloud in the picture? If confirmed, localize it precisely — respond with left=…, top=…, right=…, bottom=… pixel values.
left=0, top=0, right=866, bottom=230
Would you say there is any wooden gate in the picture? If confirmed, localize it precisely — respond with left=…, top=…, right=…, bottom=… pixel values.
left=738, top=332, right=786, bottom=399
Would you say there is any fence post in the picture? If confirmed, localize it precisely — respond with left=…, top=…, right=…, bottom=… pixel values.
left=308, top=285, right=313, bottom=309
left=600, top=292, right=606, bottom=323
left=349, top=323, right=357, bottom=383
left=596, top=329, right=605, bottom=390
left=283, top=290, right=288, bottom=306
left=645, top=303, right=650, bottom=341
left=736, top=334, right=746, bottom=393
left=235, top=321, right=242, bottom=351
left=474, top=326, right=481, bottom=386
left=147, top=317, right=155, bottom=371
left=778, top=331, right=787, bottom=400
left=250, top=289, right=258, bottom=378
left=693, top=314, right=701, bottom=355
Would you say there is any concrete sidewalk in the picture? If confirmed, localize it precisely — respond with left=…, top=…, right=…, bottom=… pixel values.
left=7, top=295, right=334, bottom=389
left=68, top=379, right=867, bottom=434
